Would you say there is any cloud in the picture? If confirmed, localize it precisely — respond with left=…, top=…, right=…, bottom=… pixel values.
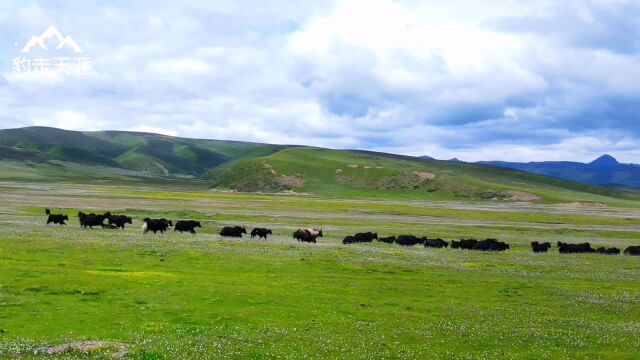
left=0, top=0, right=639, bottom=163
left=129, top=125, right=177, bottom=137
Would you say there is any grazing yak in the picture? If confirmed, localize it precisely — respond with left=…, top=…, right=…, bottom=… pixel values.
left=473, top=239, right=510, bottom=251
left=107, top=214, right=133, bottom=229
left=377, top=236, right=396, bottom=244
left=142, top=218, right=173, bottom=234
left=343, top=232, right=377, bottom=244
left=293, top=228, right=323, bottom=243
left=558, top=242, right=594, bottom=254
left=624, top=246, right=640, bottom=256
left=78, top=211, right=111, bottom=229
left=102, top=224, right=119, bottom=229
left=250, top=228, right=272, bottom=240
left=596, top=247, right=620, bottom=255
left=174, top=220, right=202, bottom=235
left=531, top=241, right=551, bottom=253
left=395, top=235, right=426, bottom=246
left=424, top=238, right=448, bottom=248
left=451, top=239, right=478, bottom=250
left=45, top=208, right=68, bottom=225
left=220, top=226, right=247, bottom=238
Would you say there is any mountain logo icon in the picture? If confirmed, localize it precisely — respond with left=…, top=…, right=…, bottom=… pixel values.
left=21, top=26, right=83, bottom=53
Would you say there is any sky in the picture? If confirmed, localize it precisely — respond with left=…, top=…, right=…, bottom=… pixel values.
left=1, top=0, right=640, bottom=163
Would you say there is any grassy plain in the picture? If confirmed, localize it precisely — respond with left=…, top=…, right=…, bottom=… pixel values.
left=0, top=181, right=639, bottom=359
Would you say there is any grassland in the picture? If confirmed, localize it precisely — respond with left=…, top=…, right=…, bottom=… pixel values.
left=1, top=181, right=639, bottom=359
left=209, top=147, right=640, bottom=204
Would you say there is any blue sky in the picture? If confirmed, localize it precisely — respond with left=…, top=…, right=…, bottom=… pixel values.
left=1, top=0, right=640, bottom=162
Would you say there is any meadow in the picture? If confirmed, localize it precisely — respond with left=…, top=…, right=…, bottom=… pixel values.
left=0, top=181, right=639, bottom=359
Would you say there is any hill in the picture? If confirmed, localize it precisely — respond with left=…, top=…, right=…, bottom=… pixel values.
left=0, top=127, right=282, bottom=177
left=479, top=154, right=640, bottom=189
left=1, top=126, right=638, bottom=203
left=207, top=147, right=640, bottom=202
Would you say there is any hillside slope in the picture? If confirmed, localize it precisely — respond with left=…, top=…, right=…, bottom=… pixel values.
left=208, top=147, right=640, bottom=203
left=1, top=127, right=638, bottom=203
left=0, top=127, right=282, bottom=177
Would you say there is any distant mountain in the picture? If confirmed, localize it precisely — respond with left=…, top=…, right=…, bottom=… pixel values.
left=589, top=154, right=619, bottom=167
left=479, top=155, right=640, bottom=188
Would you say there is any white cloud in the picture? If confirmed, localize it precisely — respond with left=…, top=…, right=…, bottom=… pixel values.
left=129, top=125, right=177, bottom=137
left=1, top=0, right=640, bottom=162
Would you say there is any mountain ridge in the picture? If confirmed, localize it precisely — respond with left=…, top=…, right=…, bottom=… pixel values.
left=0, top=126, right=638, bottom=202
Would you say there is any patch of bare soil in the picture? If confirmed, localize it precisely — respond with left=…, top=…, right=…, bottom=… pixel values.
left=347, top=164, right=359, bottom=168
left=279, top=175, right=305, bottom=188
left=414, top=172, right=436, bottom=181
left=562, top=201, right=608, bottom=209
left=37, top=341, right=129, bottom=359
left=505, top=191, right=541, bottom=202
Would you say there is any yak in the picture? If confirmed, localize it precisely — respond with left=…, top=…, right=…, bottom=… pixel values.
left=473, top=238, right=509, bottom=251
left=624, top=246, right=640, bottom=256
left=220, top=226, right=247, bottom=238
left=174, top=220, right=202, bottom=235
left=451, top=239, right=478, bottom=250
left=424, top=238, right=448, bottom=248
left=377, top=236, right=396, bottom=244
left=395, top=235, right=426, bottom=246
left=78, top=211, right=110, bottom=229
left=251, top=228, right=272, bottom=240
left=45, top=208, right=68, bottom=225
left=558, top=242, right=594, bottom=254
left=142, top=218, right=172, bottom=234
left=293, top=228, right=323, bottom=243
left=531, top=241, right=551, bottom=253
left=107, top=214, right=133, bottom=230
left=596, top=247, right=620, bottom=255
left=343, top=232, right=377, bottom=244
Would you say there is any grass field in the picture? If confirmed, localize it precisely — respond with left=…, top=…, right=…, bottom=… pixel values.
left=1, top=181, right=640, bottom=359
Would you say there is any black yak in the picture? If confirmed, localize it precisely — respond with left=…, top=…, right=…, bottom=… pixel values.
left=473, top=238, right=509, bottom=251
left=558, top=242, right=593, bottom=254
left=377, top=236, right=396, bottom=244
left=250, top=228, right=272, bottom=240
left=78, top=211, right=110, bottom=229
left=293, top=228, right=323, bottom=243
left=174, top=220, right=202, bottom=235
left=624, top=246, right=640, bottom=256
left=531, top=241, right=551, bottom=253
left=220, top=226, right=247, bottom=238
left=142, top=218, right=172, bottom=234
left=596, top=247, right=620, bottom=255
left=451, top=239, right=478, bottom=250
left=45, top=208, right=68, bottom=225
left=424, top=238, right=448, bottom=248
left=395, top=235, right=425, bottom=246
left=107, top=214, right=133, bottom=229
left=343, top=232, right=377, bottom=244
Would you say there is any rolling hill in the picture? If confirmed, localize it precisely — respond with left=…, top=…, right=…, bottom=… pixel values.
left=1, top=126, right=639, bottom=203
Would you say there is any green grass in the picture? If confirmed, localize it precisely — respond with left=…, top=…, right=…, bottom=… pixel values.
left=1, top=182, right=640, bottom=359
left=209, top=147, right=640, bottom=205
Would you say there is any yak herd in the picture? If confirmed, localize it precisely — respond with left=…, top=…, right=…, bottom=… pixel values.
left=44, top=208, right=640, bottom=256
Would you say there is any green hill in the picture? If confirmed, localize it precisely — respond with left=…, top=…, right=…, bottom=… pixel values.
left=208, top=147, right=640, bottom=203
left=1, top=126, right=639, bottom=204
left=0, top=127, right=281, bottom=177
